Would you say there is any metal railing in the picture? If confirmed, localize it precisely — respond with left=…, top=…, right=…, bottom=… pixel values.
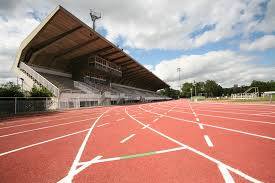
left=19, top=62, right=60, bottom=97
left=0, top=97, right=57, bottom=116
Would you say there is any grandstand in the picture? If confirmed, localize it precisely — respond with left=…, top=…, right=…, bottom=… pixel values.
left=12, top=6, right=170, bottom=109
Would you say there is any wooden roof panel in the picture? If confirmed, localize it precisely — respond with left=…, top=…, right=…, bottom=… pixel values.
left=20, top=6, right=169, bottom=90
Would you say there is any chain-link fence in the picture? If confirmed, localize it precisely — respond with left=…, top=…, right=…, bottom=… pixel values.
left=0, top=97, right=58, bottom=117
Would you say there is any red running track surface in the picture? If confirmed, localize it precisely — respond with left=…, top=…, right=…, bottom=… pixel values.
left=0, top=100, right=274, bottom=183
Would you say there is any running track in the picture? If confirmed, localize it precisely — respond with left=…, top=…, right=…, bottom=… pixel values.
left=0, top=100, right=274, bottom=183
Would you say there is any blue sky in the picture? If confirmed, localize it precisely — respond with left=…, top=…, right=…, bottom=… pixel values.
left=0, top=0, right=274, bottom=88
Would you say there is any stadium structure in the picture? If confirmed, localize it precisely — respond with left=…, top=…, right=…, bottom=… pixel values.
left=12, top=6, right=170, bottom=109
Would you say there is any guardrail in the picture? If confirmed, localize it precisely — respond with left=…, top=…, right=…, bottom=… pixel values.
left=19, top=62, right=60, bottom=97
left=0, top=97, right=57, bottom=116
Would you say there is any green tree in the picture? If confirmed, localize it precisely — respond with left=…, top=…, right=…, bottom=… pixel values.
left=29, top=86, right=53, bottom=97
left=204, top=80, right=222, bottom=97
left=0, top=82, right=24, bottom=97
left=159, top=87, right=180, bottom=99
left=181, top=82, right=193, bottom=98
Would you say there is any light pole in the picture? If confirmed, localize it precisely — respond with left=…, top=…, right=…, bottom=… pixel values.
left=193, top=80, right=197, bottom=97
left=190, top=88, right=193, bottom=100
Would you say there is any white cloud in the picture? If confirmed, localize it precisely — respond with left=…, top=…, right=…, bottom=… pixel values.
left=152, top=50, right=275, bottom=89
left=240, top=35, right=275, bottom=51
left=26, top=0, right=269, bottom=50
left=253, top=0, right=275, bottom=33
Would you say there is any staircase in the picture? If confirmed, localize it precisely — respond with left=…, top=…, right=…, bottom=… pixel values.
left=19, top=62, right=60, bottom=97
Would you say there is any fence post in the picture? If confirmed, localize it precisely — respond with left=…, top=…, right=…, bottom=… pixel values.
left=14, top=97, right=17, bottom=115
left=46, top=97, right=48, bottom=110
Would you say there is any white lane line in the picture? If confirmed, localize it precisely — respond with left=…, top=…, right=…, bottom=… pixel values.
left=196, top=118, right=200, bottom=122
left=58, top=155, right=103, bottom=183
left=74, top=146, right=186, bottom=177
left=153, top=118, right=159, bottom=122
left=156, top=146, right=186, bottom=154
left=116, top=118, right=125, bottom=121
left=0, top=117, right=97, bottom=138
left=125, top=108, right=261, bottom=183
left=172, top=109, right=275, bottom=125
left=198, top=113, right=275, bottom=125
left=142, top=124, right=150, bottom=129
left=0, top=128, right=89, bottom=157
left=120, top=134, right=136, bottom=143
left=204, top=135, right=214, bottom=147
left=218, top=164, right=235, bottom=183
left=97, top=123, right=109, bottom=128
left=139, top=106, right=275, bottom=141
left=0, top=113, right=95, bottom=130
left=194, top=108, right=275, bottom=118
left=66, top=110, right=109, bottom=182
left=199, top=123, right=204, bottom=129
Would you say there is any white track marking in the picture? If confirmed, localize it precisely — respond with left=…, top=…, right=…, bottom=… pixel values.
left=142, top=124, right=150, bottom=129
left=0, top=113, right=96, bottom=130
left=153, top=118, right=159, bottom=122
left=0, top=117, right=96, bottom=138
left=218, top=164, right=235, bottom=183
left=0, top=128, right=89, bottom=157
left=198, top=113, right=274, bottom=125
left=97, top=123, right=109, bottom=128
left=58, top=156, right=103, bottom=183
left=125, top=108, right=262, bottom=183
left=204, top=135, right=214, bottom=147
left=116, top=118, right=125, bottom=121
left=196, top=118, right=200, bottom=122
left=139, top=106, right=275, bottom=141
left=120, top=134, right=136, bottom=143
left=194, top=108, right=275, bottom=118
left=66, top=110, right=109, bottom=183
left=172, top=109, right=274, bottom=125
left=156, top=146, right=186, bottom=154
left=199, top=124, right=204, bottom=129
left=69, top=146, right=186, bottom=179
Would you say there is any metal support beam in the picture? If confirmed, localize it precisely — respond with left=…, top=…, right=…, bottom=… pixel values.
left=54, top=37, right=100, bottom=60
left=101, top=50, right=121, bottom=57
left=123, top=67, right=143, bottom=73
left=110, top=55, right=127, bottom=62
left=119, top=60, right=133, bottom=66
left=123, top=69, right=148, bottom=78
left=26, top=25, right=82, bottom=63
left=90, top=46, right=114, bottom=55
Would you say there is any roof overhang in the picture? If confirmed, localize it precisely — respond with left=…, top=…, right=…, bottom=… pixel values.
left=14, top=5, right=169, bottom=91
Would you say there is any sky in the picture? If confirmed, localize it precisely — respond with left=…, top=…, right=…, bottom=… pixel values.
left=0, top=0, right=274, bottom=89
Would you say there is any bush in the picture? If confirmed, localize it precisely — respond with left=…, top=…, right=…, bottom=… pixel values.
left=0, top=82, right=24, bottom=97
left=29, top=86, right=53, bottom=97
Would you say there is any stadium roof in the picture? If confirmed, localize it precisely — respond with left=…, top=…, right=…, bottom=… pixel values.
left=15, top=6, right=169, bottom=91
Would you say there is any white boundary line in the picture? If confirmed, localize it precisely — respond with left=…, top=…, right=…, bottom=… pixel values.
left=139, top=106, right=275, bottom=141
left=199, top=124, right=204, bottom=129
left=97, top=123, right=109, bottom=128
left=120, top=134, right=136, bottom=143
left=172, top=109, right=275, bottom=125
left=192, top=108, right=275, bottom=118
left=0, top=113, right=97, bottom=130
left=125, top=107, right=262, bottom=183
left=0, top=128, right=89, bottom=157
left=142, top=124, right=150, bottom=129
left=0, top=117, right=97, bottom=138
left=116, top=118, right=125, bottom=121
left=66, top=109, right=109, bottom=182
left=204, top=135, right=214, bottom=147
left=218, top=164, right=235, bottom=183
